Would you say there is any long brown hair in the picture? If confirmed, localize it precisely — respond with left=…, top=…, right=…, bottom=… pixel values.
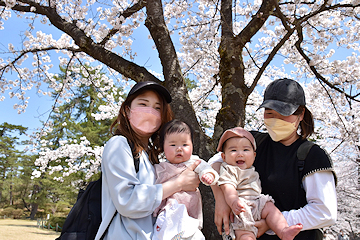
left=294, top=105, right=314, bottom=139
left=110, top=88, right=173, bottom=164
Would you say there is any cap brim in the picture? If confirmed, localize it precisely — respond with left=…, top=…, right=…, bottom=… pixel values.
left=129, top=81, right=172, bottom=103
left=143, top=84, right=172, bottom=103
left=258, top=100, right=299, bottom=116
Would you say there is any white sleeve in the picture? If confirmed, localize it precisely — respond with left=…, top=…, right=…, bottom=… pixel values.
left=187, top=155, right=219, bottom=186
left=208, top=152, right=224, bottom=166
left=282, top=171, right=337, bottom=230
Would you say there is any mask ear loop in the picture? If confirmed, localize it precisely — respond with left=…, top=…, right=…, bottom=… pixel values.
left=294, top=115, right=302, bottom=136
left=295, top=114, right=302, bottom=127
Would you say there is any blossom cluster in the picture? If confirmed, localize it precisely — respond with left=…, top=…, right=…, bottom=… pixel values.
left=1, top=2, right=360, bottom=220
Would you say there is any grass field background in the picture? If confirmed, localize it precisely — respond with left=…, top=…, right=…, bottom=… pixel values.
left=0, top=219, right=60, bottom=240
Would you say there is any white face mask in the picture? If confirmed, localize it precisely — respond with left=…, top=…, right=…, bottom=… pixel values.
left=128, top=107, right=162, bottom=136
left=264, top=118, right=298, bottom=142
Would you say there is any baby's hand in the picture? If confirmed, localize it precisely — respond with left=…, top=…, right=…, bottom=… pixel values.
left=231, top=199, right=245, bottom=215
left=201, top=172, right=215, bottom=185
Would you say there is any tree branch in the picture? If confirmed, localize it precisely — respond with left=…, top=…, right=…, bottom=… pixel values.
left=235, top=0, right=276, bottom=46
left=99, top=0, right=147, bottom=46
left=2, top=0, right=159, bottom=83
left=294, top=26, right=360, bottom=102
left=249, top=30, right=294, bottom=95
left=247, top=0, right=293, bottom=95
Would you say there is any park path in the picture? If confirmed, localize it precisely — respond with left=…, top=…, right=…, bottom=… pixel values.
left=0, top=219, right=60, bottom=240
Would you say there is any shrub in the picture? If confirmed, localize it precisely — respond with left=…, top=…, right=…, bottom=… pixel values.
left=49, top=216, right=66, bottom=230
left=12, top=209, right=23, bottom=219
left=0, top=207, right=24, bottom=219
left=1, top=207, right=15, bottom=217
left=35, top=209, right=46, bottom=218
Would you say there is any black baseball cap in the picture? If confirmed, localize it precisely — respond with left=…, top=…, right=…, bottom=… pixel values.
left=258, top=78, right=306, bottom=116
left=128, top=81, right=172, bottom=103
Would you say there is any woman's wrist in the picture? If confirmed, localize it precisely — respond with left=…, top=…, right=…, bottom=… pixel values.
left=212, top=184, right=228, bottom=203
left=161, top=176, right=182, bottom=199
left=174, top=175, right=183, bottom=192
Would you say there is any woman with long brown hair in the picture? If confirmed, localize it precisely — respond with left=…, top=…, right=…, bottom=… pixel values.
left=95, top=81, right=200, bottom=240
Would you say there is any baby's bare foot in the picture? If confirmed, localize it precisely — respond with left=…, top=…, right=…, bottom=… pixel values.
left=281, top=223, right=303, bottom=240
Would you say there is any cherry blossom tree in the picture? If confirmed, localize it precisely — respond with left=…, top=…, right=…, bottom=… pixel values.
left=1, top=0, right=360, bottom=238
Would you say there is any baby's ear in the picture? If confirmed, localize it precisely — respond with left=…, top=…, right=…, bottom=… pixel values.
left=221, top=152, right=225, bottom=161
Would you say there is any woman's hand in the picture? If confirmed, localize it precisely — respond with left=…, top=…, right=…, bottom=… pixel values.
left=209, top=161, right=234, bottom=235
left=211, top=184, right=233, bottom=235
left=215, top=196, right=233, bottom=235
left=254, top=219, right=270, bottom=238
left=161, top=160, right=200, bottom=199
left=178, top=160, right=201, bottom=192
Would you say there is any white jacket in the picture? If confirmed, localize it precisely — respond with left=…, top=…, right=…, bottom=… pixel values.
left=95, top=136, right=163, bottom=240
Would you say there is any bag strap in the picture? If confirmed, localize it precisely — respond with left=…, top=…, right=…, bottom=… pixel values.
left=100, top=211, right=117, bottom=240
left=297, top=140, right=314, bottom=188
left=297, top=141, right=314, bottom=171
left=126, top=138, right=139, bottom=172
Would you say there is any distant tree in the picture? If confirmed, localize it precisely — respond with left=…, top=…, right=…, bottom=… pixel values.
left=0, top=123, right=27, bottom=205
left=45, top=65, right=115, bottom=147
left=0, top=123, right=51, bottom=218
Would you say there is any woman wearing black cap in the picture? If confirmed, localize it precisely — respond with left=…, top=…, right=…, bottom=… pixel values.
left=95, top=81, right=200, bottom=240
left=210, top=78, right=337, bottom=240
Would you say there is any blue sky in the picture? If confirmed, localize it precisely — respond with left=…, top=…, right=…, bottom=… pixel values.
left=0, top=16, right=56, bottom=134
left=0, top=13, right=163, bottom=137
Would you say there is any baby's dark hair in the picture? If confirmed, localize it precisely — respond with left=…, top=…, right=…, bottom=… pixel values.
left=159, top=119, right=194, bottom=149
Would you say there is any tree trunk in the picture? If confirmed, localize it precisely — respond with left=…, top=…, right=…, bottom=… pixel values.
left=9, top=180, right=13, bottom=205
left=145, top=1, right=218, bottom=238
left=30, top=203, right=38, bottom=220
left=30, top=184, right=42, bottom=220
left=357, top=158, right=360, bottom=190
left=22, top=198, right=31, bottom=211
